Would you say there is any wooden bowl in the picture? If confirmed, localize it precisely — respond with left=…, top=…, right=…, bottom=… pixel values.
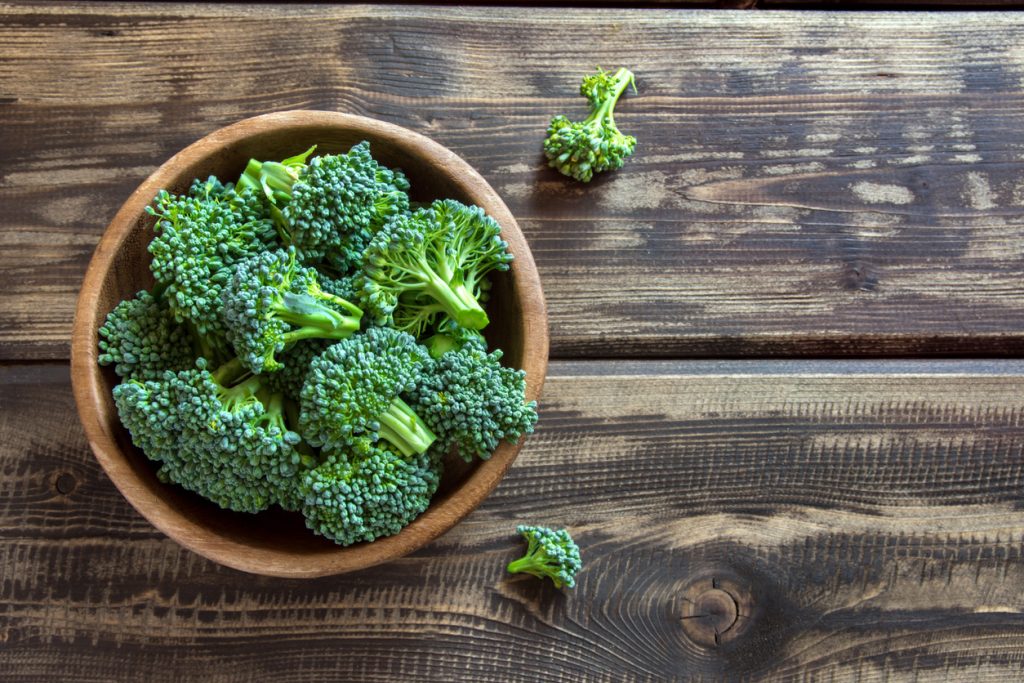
left=70, top=111, right=548, bottom=578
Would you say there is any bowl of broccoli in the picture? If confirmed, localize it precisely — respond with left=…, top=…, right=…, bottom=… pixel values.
left=70, top=110, right=548, bottom=577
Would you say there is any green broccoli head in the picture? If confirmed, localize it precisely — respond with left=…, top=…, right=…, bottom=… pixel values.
left=544, top=67, right=637, bottom=183
left=507, top=525, right=582, bottom=589
left=408, top=336, right=537, bottom=462
left=112, top=372, right=183, bottom=465
left=146, top=177, right=277, bottom=352
left=98, top=289, right=196, bottom=381
left=358, top=199, right=512, bottom=335
left=299, top=327, right=436, bottom=457
left=114, top=358, right=313, bottom=513
left=259, top=338, right=332, bottom=403
left=299, top=444, right=442, bottom=546
left=221, top=248, right=362, bottom=375
left=238, top=142, right=410, bottom=270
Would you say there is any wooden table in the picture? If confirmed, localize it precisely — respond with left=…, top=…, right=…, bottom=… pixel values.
left=4, top=3, right=1024, bottom=680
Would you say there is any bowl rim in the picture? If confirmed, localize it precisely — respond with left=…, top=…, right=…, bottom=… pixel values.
left=70, top=110, right=549, bottom=577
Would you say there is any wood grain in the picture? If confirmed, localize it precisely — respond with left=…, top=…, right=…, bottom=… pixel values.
left=5, top=360, right=1024, bottom=681
left=3, top=5, right=1024, bottom=359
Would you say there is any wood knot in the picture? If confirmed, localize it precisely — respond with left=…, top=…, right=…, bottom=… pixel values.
left=54, top=472, right=76, bottom=496
left=680, top=576, right=753, bottom=648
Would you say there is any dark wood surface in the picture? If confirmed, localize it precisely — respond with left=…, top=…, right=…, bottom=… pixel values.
left=5, top=4, right=1024, bottom=359
left=3, top=3, right=1024, bottom=681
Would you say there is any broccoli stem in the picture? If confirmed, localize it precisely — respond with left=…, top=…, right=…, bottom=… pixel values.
left=587, top=67, right=634, bottom=131
left=235, top=145, right=317, bottom=205
left=274, top=292, right=362, bottom=342
left=212, top=357, right=248, bottom=386
left=255, top=391, right=286, bottom=428
left=506, top=554, right=549, bottom=578
left=377, top=396, right=436, bottom=456
left=219, top=375, right=263, bottom=411
left=424, top=275, right=490, bottom=330
left=425, top=333, right=458, bottom=359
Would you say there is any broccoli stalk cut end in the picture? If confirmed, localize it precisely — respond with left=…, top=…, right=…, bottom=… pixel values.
left=377, top=396, right=437, bottom=457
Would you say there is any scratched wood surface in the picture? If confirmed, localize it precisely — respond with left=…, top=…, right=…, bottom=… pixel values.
left=4, top=6, right=1024, bottom=358
left=4, top=361, right=1024, bottom=681
left=4, top=3, right=1024, bottom=682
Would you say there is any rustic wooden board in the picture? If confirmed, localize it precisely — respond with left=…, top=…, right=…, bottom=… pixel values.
left=3, top=5, right=1024, bottom=359
left=5, top=360, right=1024, bottom=681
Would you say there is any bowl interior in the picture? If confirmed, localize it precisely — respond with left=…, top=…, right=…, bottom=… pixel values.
left=74, top=113, right=547, bottom=576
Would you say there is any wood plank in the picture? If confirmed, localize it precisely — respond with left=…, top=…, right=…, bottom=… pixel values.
left=3, top=6, right=1024, bottom=359
left=769, top=1, right=1024, bottom=7
left=4, top=360, right=1024, bottom=681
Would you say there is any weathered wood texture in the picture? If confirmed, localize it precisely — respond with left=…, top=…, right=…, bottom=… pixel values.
left=768, top=1, right=1024, bottom=7
left=4, top=361, right=1024, bottom=681
left=3, top=5, right=1024, bottom=359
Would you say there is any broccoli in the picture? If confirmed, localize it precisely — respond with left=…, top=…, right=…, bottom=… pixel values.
left=236, top=145, right=317, bottom=223
left=300, top=444, right=442, bottom=546
left=408, top=335, right=537, bottom=461
left=221, top=248, right=362, bottom=374
left=260, top=338, right=332, bottom=403
left=238, top=142, right=410, bottom=270
left=111, top=373, right=183, bottom=466
left=113, top=358, right=313, bottom=513
left=317, top=270, right=363, bottom=304
left=299, top=327, right=436, bottom=457
left=422, top=319, right=486, bottom=359
left=98, top=288, right=196, bottom=381
left=101, top=140, right=542, bottom=548
left=358, top=199, right=512, bottom=334
left=146, top=176, right=277, bottom=357
left=544, top=67, right=637, bottom=183
left=507, top=525, right=582, bottom=589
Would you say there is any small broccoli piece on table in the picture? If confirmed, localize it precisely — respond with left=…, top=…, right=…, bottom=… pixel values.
left=409, top=335, right=537, bottom=462
left=300, top=444, right=442, bottom=546
left=507, top=525, right=582, bottom=589
left=146, top=176, right=277, bottom=358
left=114, top=358, right=313, bottom=513
left=237, top=142, right=410, bottom=271
left=98, top=289, right=195, bottom=381
left=299, top=327, right=436, bottom=457
left=221, top=248, right=362, bottom=375
left=358, top=199, right=512, bottom=334
left=544, top=67, right=637, bottom=183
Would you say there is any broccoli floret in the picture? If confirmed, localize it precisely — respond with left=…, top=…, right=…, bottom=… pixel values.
left=221, top=248, right=362, bottom=375
left=260, top=339, right=332, bottom=403
left=422, top=319, right=487, bottom=359
left=300, top=444, right=442, bottom=546
left=299, top=327, right=436, bottom=457
left=146, top=177, right=277, bottom=355
left=507, top=525, right=582, bottom=589
left=318, top=270, right=362, bottom=303
left=408, top=336, right=537, bottom=461
left=111, top=373, right=182, bottom=464
left=358, top=199, right=512, bottom=334
left=98, top=289, right=195, bottom=381
left=113, top=358, right=313, bottom=513
left=544, top=67, right=637, bottom=182
left=236, top=146, right=316, bottom=220
left=238, top=142, right=410, bottom=270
